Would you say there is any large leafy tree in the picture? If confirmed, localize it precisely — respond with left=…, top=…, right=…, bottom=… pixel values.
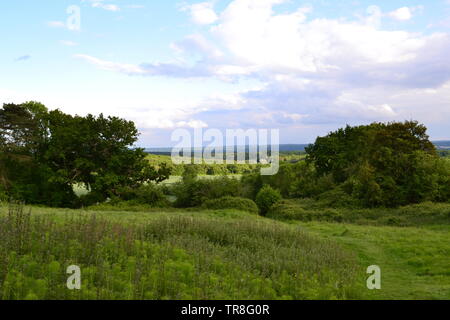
left=0, top=102, right=75, bottom=206
left=306, top=121, right=448, bottom=207
left=0, top=102, right=170, bottom=207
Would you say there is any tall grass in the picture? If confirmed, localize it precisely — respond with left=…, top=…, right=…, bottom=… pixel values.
left=268, top=199, right=450, bottom=226
left=0, top=203, right=361, bottom=300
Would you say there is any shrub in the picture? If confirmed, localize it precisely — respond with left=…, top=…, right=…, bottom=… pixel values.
left=77, top=191, right=105, bottom=207
left=202, top=196, right=259, bottom=214
left=267, top=200, right=343, bottom=222
left=173, top=176, right=243, bottom=208
left=112, top=184, right=169, bottom=207
left=0, top=184, right=8, bottom=203
left=267, top=200, right=310, bottom=221
left=135, top=184, right=169, bottom=207
left=240, top=172, right=264, bottom=199
left=182, top=164, right=199, bottom=182
left=255, top=185, right=282, bottom=215
left=267, top=198, right=450, bottom=226
left=316, top=187, right=361, bottom=208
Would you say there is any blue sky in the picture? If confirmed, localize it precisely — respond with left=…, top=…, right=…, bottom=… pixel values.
left=1, top=0, right=450, bottom=146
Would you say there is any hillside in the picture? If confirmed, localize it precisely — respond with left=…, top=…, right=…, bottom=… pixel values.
left=0, top=203, right=448, bottom=300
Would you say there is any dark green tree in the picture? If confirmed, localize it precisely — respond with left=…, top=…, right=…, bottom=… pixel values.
left=305, top=121, right=446, bottom=207
left=0, top=102, right=170, bottom=207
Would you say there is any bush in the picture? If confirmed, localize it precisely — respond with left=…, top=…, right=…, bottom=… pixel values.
left=202, top=196, right=259, bottom=214
left=112, top=184, right=169, bottom=207
left=316, top=187, right=361, bottom=208
left=182, top=164, right=199, bottom=182
left=267, top=200, right=343, bottom=222
left=267, top=200, right=310, bottom=221
left=77, top=191, right=105, bottom=207
left=173, top=176, right=243, bottom=208
left=255, top=185, right=282, bottom=215
left=0, top=184, right=8, bottom=203
left=134, top=184, right=169, bottom=206
left=267, top=198, right=450, bottom=226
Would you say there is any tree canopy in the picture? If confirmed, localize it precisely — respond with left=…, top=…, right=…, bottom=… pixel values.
left=305, top=121, right=448, bottom=207
left=0, top=102, right=170, bottom=207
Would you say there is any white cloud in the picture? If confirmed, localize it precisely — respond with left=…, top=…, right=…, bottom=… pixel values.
left=388, top=7, right=413, bottom=21
left=388, top=6, right=424, bottom=21
left=171, top=34, right=224, bottom=60
left=82, top=0, right=120, bottom=11
left=92, top=2, right=120, bottom=11
left=182, top=2, right=218, bottom=25
left=74, top=54, right=146, bottom=75
left=176, top=120, right=209, bottom=129
left=75, top=0, right=450, bottom=133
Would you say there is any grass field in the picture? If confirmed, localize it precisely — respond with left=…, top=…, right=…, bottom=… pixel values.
left=0, top=203, right=448, bottom=300
left=296, top=222, right=450, bottom=299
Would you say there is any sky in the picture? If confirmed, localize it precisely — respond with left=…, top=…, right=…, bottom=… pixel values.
left=1, top=0, right=450, bottom=147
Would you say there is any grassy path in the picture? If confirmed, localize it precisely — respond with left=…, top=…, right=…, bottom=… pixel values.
left=298, top=222, right=450, bottom=299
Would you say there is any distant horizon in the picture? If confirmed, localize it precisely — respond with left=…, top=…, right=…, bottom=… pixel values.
left=143, top=140, right=450, bottom=150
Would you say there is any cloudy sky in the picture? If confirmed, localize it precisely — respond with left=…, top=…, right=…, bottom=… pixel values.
left=1, top=0, right=450, bottom=146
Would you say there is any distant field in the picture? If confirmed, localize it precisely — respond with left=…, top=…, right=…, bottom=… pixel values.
left=160, top=174, right=242, bottom=185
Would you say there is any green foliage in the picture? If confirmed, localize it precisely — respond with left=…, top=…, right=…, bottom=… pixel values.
left=173, top=176, right=243, bottom=208
left=346, top=151, right=450, bottom=207
left=306, top=121, right=436, bottom=182
left=182, top=164, right=199, bottom=182
left=202, top=196, right=259, bottom=214
left=267, top=199, right=450, bottom=226
left=240, top=161, right=336, bottom=201
left=111, top=184, right=170, bottom=208
left=0, top=204, right=360, bottom=300
left=268, top=200, right=344, bottom=223
left=145, top=154, right=260, bottom=177
left=437, top=149, right=450, bottom=158
left=301, top=121, right=448, bottom=207
left=0, top=185, right=7, bottom=202
left=0, top=102, right=75, bottom=207
left=316, top=187, right=361, bottom=208
left=255, top=185, right=282, bottom=216
left=0, top=102, right=170, bottom=207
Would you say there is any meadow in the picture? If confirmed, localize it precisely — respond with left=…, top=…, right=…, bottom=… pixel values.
left=0, top=203, right=360, bottom=300
left=0, top=201, right=448, bottom=300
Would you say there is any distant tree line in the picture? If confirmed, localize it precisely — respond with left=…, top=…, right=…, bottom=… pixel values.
left=243, top=121, right=450, bottom=208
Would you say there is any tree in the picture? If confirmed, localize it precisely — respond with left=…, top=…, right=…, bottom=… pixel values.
left=305, top=121, right=445, bottom=207
left=0, top=102, right=170, bottom=207
left=255, top=185, right=282, bottom=215
left=0, top=102, right=76, bottom=206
